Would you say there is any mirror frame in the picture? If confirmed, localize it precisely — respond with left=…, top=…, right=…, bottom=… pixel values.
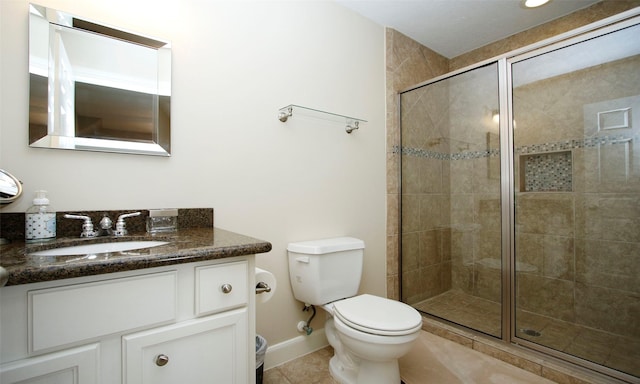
left=28, top=3, right=171, bottom=156
left=0, top=169, right=23, bottom=205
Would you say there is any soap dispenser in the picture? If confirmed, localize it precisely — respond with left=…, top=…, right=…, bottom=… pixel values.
left=25, top=190, right=56, bottom=243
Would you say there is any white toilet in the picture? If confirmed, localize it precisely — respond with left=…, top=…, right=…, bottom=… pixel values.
left=287, top=237, right=422, bottom=384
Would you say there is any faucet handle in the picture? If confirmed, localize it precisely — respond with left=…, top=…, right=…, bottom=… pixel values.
left=64, top=214, right=98, bottom=238
left=114, top=212, right=141, bottom=237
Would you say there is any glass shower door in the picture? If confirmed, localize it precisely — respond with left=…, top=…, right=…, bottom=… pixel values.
left=511, top=23, right=640, bottom=378
left=400, top=62, right=503, bottom=337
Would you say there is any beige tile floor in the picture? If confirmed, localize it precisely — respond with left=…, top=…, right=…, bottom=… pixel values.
left=264, top=346, right=338, bottom=384
left=263, top=331, right=556, bottom=384
left=413, top=290, right=640, bottom=378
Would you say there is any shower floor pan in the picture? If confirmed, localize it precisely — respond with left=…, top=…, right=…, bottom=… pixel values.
left=413, top=290, right=639, bottom=378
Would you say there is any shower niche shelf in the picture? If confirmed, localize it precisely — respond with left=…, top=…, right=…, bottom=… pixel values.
left=278, top=104, right=366, bottom=134
left=519, top=150, right=572, bottom=192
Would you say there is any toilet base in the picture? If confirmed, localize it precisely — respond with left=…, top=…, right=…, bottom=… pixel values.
left=329, top=355, right=354, bottom=384
left=329, top=354, right=402, bottom=384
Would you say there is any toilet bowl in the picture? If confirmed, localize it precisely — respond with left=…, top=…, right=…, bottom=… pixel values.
left=323, top=294, right=422, bottom=384
left=287, top=237, right=422, bottom=384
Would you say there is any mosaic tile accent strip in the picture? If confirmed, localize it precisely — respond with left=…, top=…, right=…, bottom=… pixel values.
left=515, top=135, right=637, bottom=155
left=398, top=134, right=636, bottom=193
left=520, top=151, right=572, bottom=192
left=397, top=134, right=637, bottom=160
left=395, top=145, right=500, bottom=160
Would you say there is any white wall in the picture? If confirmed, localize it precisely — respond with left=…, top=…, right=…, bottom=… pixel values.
left=1, top=0, right=387, bottom=362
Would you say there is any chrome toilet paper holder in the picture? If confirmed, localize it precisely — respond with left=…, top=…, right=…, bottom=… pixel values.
left=255, top=282, right=272, bottom=294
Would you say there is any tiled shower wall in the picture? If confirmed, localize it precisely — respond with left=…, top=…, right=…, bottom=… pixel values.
left=385, top=29, right=449, bottom=300
left=386, top=0, right=640, bottom=333
left=399, top=79, right=454, bottom=305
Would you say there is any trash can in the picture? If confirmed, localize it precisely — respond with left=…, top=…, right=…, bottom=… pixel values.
left=256, top=335, right=267, bottom=384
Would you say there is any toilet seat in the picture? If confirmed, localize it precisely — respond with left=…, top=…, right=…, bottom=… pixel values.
left=332, top=294, right=422, bottom=336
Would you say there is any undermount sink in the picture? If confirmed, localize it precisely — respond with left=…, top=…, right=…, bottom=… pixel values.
left=29, top=241, right=169, bottom=257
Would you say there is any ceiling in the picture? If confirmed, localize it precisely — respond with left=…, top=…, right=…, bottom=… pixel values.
left=335, top=0, right=602, bottom=58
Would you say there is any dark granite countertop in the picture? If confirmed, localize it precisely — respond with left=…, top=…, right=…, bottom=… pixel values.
left=0, top=227, right=272, bottom=286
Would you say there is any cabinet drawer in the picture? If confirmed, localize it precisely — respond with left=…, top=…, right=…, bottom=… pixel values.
left=195, top=261, right=247, bottom=316
left=29, top=271, right=176, bottom=352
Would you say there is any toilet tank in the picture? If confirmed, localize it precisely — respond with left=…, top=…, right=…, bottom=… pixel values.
left=287, top=237, right=364, bottom=306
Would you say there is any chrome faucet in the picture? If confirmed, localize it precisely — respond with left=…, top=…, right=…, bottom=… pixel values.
left=65, top=211, right=141, bottom=238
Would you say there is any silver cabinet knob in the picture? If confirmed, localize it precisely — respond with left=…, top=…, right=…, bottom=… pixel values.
left=155, top=354, right=169, bottom=367
left=221, top=283, right=233, bottom=294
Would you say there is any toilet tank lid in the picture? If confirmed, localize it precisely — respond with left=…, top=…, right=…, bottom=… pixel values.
left=287, top=237, right=364, bottom=254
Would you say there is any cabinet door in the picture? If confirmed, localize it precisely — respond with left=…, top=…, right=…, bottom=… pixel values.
left=0, top=344, right=99, bottom=384
left=123, top=308, right=248, bottom=384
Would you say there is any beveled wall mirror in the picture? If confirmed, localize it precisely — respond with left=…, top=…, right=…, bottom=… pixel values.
left=28, top=4, right=171, bottom=156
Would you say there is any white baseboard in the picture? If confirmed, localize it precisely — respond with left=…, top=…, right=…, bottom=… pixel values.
left=263, top=328, right=329, bottom=370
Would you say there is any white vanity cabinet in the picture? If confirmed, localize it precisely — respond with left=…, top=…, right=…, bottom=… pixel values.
left=0, top=256, right=256, bottom=384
